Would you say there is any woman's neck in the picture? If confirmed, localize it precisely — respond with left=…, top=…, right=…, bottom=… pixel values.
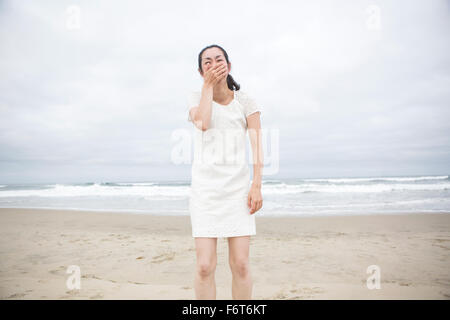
left=213, top=83, right=232, bottom=101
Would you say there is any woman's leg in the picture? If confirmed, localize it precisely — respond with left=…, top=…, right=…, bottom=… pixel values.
left=228, top=235, right=252, bottom=299
left=194, top=237, right=217, bottom=300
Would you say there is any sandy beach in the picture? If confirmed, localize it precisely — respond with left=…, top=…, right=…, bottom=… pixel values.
left=0, top=208, right=449, bottom=300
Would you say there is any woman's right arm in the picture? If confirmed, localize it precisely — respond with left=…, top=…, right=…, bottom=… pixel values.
left=191, top=64, right=227, bottom=131
left=191, top=84, right=213, bottom=131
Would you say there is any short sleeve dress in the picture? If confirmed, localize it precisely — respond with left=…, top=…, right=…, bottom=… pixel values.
left=186, top=89, right=261, bottom=238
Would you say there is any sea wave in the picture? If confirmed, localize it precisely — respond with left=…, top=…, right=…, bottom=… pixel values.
left=262, top=182, right=450, bottom=194
left=303, top=175, right=448, bottom=183
left=0, top=183, right=189, bottom=198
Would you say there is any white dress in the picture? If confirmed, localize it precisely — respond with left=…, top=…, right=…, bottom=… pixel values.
left=186, top=89, right=261, bottom=238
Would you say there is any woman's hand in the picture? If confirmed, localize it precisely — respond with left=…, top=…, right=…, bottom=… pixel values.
left=203, top=63, right=228, bottom=88
left=248, top=185, right=263, bottom=214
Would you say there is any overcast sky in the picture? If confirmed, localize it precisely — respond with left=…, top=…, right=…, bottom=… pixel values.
left=0, top=0, right=449, bottom=184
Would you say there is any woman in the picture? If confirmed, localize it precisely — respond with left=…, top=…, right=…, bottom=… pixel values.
left=186, top=44, right=264, bottom=300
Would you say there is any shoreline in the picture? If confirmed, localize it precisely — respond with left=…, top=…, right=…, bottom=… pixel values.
left=0, top=208, right=449, bottom=299
left=1, top=206, right=449, bottom=217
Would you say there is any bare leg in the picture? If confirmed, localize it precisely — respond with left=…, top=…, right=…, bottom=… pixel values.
left=228, top=235, right=252, bottom=299
left=194, top=237, right=217, bottom=300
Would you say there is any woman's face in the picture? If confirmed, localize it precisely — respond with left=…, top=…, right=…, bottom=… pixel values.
left=201, top=47, right=229, bottom=76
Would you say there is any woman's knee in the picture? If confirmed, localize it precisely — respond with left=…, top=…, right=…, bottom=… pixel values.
left=196, top=260, right=216, bottom=278
left=229, top=258, right=250, bottom=277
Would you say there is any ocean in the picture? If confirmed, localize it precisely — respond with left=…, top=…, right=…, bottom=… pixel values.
left=0, top=175, right=449, bottom=216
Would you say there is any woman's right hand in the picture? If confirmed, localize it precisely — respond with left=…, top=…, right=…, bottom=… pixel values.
left=203, top=63, right=228, bottom=88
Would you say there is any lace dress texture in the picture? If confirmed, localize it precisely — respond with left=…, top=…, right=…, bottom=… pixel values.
left=186, top=89, right=261, bottom=238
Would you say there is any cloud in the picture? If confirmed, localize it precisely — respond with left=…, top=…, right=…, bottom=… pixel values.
left=0, top=0, right=449, bottom=183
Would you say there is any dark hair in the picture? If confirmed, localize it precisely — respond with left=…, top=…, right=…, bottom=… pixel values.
left=198, top=44, right=240, bottom=91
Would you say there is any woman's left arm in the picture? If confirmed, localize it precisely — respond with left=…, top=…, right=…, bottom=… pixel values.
left=247, top=112, right=263, bottom=214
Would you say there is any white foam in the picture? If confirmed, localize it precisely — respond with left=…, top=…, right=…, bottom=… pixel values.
left=262, top=182, right=450, bottom=194
left=305, top=175, right=448, bottom=183
left=0, top=183, right=190, bottom=198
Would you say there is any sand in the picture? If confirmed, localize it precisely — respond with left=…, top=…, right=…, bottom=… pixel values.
left=0, top=208, right=449, bottom=300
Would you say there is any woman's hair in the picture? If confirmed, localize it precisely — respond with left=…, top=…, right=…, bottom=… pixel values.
left=198, top=44, right=240, bottom=91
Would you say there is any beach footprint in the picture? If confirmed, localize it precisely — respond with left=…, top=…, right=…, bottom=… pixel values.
left=48, top=265, right=67, bottom=276
left=274, top=285, right=325, bottom=300
left=89, top=293, right=104, bottom=299
left=151, top=252, right=176, bottom=264
left=7, top=292, right=26, bottom=299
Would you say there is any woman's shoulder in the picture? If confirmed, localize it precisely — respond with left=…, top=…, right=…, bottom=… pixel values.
left=234, top=89, right=255, bottom=102
left=234, top=89, right=257, bottom=107
left=234, top=89, right=261, bottom=117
